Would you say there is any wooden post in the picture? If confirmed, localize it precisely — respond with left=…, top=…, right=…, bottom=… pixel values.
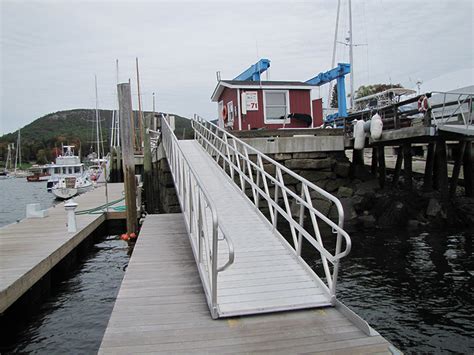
left=423, top=142, right=436, bottom=191
left=371, top=147, right=378, bottom=175
left=463, top=141, right=473, bottom=197
left=377, top=145, right=386, bottom=188
left=116, top=146, right=122, bottom=182
left=118, top=83, right=137, bottom=234
left=449, top=141, right=466, bottom=196
left=392, top=146, right=403, bottom=186
left=403, top=143, right=413, bottom=190
left=143, top=112, right=154, bottom=213
left=434, top=140, right=449, bottom=198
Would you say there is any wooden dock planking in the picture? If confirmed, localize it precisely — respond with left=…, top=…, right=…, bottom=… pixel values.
left=99, top=214, right=395, bottom=354
left=0, top=183, right=126, bottom=313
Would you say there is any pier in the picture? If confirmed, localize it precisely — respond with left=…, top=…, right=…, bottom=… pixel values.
left=99, top=115, right=400, bottom=353
left=0, top=183, right=127, bottom=315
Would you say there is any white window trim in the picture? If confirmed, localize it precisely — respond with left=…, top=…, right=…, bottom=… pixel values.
left=263, top=90, right=291, bottom=124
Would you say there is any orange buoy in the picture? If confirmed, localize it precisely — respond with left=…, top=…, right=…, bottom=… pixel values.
left=129, top=232, right=137, bottom=239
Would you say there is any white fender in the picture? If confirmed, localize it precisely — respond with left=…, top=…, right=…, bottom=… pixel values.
left=354, top=119, right=366, bottom=150
left=370, top=113, right=383, bottom=140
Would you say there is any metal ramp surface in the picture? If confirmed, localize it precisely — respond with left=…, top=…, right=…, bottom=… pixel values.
left=178, top=140, right=331, bottom=317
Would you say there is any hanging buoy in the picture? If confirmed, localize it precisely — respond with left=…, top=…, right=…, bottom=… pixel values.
left=129, top=232, right=137, bottom=239
left=353, top=120, right=366, bottom=150
left=418, top=96, right=429, bottom=112
left=370, top=113, right=383, bottom=140
left=120, top=233, right=129, bottom=241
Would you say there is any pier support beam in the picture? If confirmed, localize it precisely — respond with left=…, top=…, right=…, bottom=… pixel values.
left=392, top=146, right=403, bottom=187
left=423, top=142, right=436, bottom=191
left=434, top=140, right=449, bottom=199
left=450, top=141, right=466, bottom=196
left=143, top=112, right=154, bottom=213
left=118, top=83, right=137, bottom=234
left=377, top=146, right=386, bottom=188
left=371, top=147, right=378, bottom=175
left=403, top=143, right=413, bottom=190
left=464, top=141, right=473, bottom=197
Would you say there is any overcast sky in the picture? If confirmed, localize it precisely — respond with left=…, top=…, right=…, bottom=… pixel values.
left=1, top=0, right=473, bottom=135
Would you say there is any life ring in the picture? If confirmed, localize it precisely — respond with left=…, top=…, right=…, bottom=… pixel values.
left=418, top=96, right=429, bottom=112
left=222, top=106, right=228, bottom=121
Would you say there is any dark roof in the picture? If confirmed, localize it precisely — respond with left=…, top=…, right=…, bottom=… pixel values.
left=221, top=80, right=312, bottom=86
left=211, top=80, right=315, bottom=101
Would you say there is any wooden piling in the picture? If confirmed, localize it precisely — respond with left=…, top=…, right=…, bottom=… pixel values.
left=449, top=141, right=466, bottom=196
left=423, top=142, right=436, bottom=191
left=143, top=112, right=154, bottom=213
left=463, top=141, right=473, bottom=197
left=118, top=83, right=137, bottom=234
left=392, top=146, right=403, bottom=186
left=434, top=140, right=449, bottom=198
left=371, top=147, right=378, bottom=175
left=377, top=145, right=386, bottom=188
left=403, top=143, right=413, bottom=190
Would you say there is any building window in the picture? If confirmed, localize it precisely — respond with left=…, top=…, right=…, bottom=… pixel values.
left=263, top=91, right=290, bottom=123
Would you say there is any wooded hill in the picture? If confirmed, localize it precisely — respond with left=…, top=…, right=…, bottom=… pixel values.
left=0, top=109, right=192, bottom=165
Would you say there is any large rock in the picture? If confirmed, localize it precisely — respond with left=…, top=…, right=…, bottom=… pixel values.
left=274, top=153, right=292, bottom=161
left=285, top=158, right=333, bottom=170
left=358, top=214, right=376, bottom=229
left=299, top=170, right=334, bottom=183
left=337, top=186, right=354, bottom=198
left=334, top=162, right=351, bottom=178
left=426, top=198, right=442, bottom=217
left=292, top=152, right=328, bottom=159
left=310, top=197, right=332, bottom=217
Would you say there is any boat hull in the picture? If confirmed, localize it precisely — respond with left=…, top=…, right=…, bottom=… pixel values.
left=52, top=187, right=78, bottom=200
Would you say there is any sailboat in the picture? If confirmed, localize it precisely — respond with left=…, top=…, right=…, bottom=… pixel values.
left=87, top=75, right=110, bottom=183
left=9, top=130, right=29, bottom=178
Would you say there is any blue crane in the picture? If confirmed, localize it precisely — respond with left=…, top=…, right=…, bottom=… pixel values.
left=306, top=63, right=351, bottom=127
left=234, top=59, right=271, bottom=81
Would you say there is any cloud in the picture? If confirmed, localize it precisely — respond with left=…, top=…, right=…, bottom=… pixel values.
left=1, top=0, right=473, bottom=135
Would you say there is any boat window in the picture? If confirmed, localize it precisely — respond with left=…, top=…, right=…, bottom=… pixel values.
left=75, top=166, right=81, bottom=173
left=62, top=167, right=67, bottom=174
left=54, top=167, right=60, bottom=174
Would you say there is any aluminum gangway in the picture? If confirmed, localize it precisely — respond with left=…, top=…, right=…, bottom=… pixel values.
left=430, top=91, right=474, bottom=136
left=160, top=115, right=352, bottom=319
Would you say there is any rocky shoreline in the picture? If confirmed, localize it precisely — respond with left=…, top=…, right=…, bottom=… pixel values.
left=263, top=151, right=474, bottom=233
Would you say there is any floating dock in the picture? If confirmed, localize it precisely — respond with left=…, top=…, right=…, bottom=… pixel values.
left=99, top=214, right=396, bottom=354
left=0, top=183, right=126, bottom=314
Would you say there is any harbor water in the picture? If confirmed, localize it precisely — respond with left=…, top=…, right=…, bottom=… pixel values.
left=0, top=178, right=472, bottom=353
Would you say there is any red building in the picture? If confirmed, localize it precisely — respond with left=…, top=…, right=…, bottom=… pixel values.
left=211, top=80, right=323, bottom=131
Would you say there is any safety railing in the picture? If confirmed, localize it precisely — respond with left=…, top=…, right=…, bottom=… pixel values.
left=192, top=114, right=351, bottom=300
left=160, top=115, right=234, bottom=318
left=430, top=91, right=473, bottom=132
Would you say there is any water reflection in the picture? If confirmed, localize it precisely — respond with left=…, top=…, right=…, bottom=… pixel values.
left=4, top=235, right=129, bottom=354
left=336, top=230, right=473, bottom=353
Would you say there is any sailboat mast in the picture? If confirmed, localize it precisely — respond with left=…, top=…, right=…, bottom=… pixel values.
left=348, top=0, right=354, bottom=109
left=116, top=59, right=120, bottom=147
left=95, top=75, right=101, bottom=160
left=136, top=57, right=143, bottom=152
left=328, top=0, right=341, bottom=108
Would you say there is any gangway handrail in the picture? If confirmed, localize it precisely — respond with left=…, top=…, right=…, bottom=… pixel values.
left=191, top=115, right=352, bottom=300
left=429, top=91, right=473, bottom=132
left=160, top=115, right=234, bottom=318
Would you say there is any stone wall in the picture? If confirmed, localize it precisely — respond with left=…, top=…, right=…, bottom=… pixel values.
left=155, top=157, right=181, bottom=213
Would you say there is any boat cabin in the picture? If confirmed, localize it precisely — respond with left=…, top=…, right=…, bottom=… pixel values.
left=211, top=80, right=323, bottom=131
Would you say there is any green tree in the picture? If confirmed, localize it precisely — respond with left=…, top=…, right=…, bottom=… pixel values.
left=330, top=86, right=338, bottom=108
left=355, top=83, right=403, bottom=99
left=36, top=149, right=48, bottom=164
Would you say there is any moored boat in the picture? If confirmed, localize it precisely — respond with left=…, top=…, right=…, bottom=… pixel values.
left=46, top=145, right=93, bottom=199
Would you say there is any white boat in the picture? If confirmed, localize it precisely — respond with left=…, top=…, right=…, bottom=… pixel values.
left=51, top=175, right=93, bottom=199
left=46, top=145, right=93, bottom=199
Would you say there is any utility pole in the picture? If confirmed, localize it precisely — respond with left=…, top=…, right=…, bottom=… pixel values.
left=118, top=82, right=137, bottom=234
